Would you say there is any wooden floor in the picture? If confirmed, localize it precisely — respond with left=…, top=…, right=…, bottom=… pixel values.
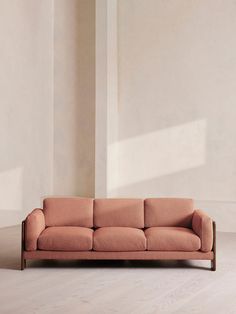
left=0, top=226, right=235, bottom=314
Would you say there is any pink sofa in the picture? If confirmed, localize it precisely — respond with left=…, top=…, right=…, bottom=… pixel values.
left=21, top=197, right=216, bottom=270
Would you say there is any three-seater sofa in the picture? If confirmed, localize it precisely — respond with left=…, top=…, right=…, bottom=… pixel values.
left=21, top=197, right=216, bottom=270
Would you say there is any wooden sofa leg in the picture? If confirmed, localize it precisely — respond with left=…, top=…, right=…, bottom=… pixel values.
left=21, top=257, right=26, bottom=271
left=211, top=259, right=216, bottom=271
left=211, top=221, right=216, bottom=271
left=21, top=220, right=26, bottom=270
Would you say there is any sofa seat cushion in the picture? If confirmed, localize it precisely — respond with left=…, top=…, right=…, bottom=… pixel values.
left=38, top=227, right=93, bottom=251
left=145, top=227, right=201, bottom=251
left=93, top=227, right=146, bottom=251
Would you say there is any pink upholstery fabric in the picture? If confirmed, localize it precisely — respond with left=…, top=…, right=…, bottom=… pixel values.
left=192, top=209, right=213, bottom=252
left=43, top=197, right=93, bottom=227
left=145, top=198, right=194, bottom=228
left=94, top=199, right=144, bottom=228
left=93, top=227, right=146, bottom=251
left=38, top=227, right=93, bottom=251
left=145, top=227, right=201, bottom=251
left=25, top=209, right=45, bottom=251
left=23, top=197, right=214, bottom=266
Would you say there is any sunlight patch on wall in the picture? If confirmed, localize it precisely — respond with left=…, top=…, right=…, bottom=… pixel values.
left=0, top=167, right=23, bottom=211
left=108, top=119, right=206, bottom=192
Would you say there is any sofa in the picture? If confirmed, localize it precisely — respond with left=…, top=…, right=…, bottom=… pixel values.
left=21, top=197, right=216, bottom=271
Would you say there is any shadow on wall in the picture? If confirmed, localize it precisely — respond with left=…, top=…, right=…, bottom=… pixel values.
left=53, top=0, right=95, bottom=196
left=108, top=118, right=207, bottom=195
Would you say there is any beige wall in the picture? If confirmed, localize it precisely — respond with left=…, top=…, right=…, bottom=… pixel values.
left=1, top=0, right=235, bottom=231
left=0, top=0, right=54, bottom=227
left=53, top=0, right=95, bottom=197
left=0, top=0, right=95, bottom=227
left=113, top=0, right=236, bottom=230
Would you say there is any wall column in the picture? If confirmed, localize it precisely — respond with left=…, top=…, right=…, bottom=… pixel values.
left=95, top=0, right=118, bottom=197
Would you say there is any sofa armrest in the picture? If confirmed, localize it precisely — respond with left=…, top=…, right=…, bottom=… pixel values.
left=25, top=208, right=45, bottom=251
left=192, top=209, right=213, bottom=252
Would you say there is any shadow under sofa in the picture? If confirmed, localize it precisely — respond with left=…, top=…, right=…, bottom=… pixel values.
left=21, top=197, right=216, bottom=271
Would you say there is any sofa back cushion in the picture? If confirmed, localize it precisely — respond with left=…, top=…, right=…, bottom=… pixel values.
left=43, top=197, right=93, bottom=227
left=145, top=198, right=194, bottom=228
left=94, top=199, right=144, bottom=228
